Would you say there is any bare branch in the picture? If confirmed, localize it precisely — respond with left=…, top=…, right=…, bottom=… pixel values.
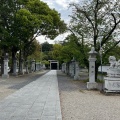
left=77, top=9, right=95, bottom=30
left=103, top=40, right=120, bottom=58
left=24, top=31, right=40, bottom=47
left=102, top=14, right=120, bottom=46
left=70, top=3, right=95, bottom=30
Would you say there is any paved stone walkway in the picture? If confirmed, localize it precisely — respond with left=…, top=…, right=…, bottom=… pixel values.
left=0, top=70, right=62, bottom=120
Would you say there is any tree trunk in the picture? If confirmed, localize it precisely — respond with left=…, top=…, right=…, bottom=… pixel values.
left=1, top=56, right=4, bottom=75
left=10, top=49, right=17, bottom=73
left=95, top=62, right=99, bottom=81
left=18, top=49, right=21, bottom=73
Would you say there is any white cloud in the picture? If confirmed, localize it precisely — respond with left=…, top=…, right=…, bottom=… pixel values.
left=36, top=0, right=81, bottom=44
left=41, top=0, right=79, bottom=10
left=36, top=36, right=54, bottom=44
left=41, top=0, right=55, bottom=8
left=36, top=32, right=70, bottom=44
left=55, top=0, right=79, bottom=9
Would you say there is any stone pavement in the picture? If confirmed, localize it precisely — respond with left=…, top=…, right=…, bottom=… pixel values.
left=0, top=70, right=62, bottom=120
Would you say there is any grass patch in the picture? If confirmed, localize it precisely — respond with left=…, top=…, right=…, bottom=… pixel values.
left=83, top=79, right=89, bottom=83
left=79, top=89, right=85, bottom=93
left=82, top=78, right=104, bottom=83
left=98, top=72, right=107, bottom=76
left=96, top=79, right=104, bottom=83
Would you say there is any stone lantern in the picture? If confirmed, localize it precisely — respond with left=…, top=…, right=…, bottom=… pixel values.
left=31, top=59, right=35, bottom=72
left=25, top=60, right=29, bottom=74
left=87, top=47, right=98, bottom=89
left=2, top=53, right=9, bottom=78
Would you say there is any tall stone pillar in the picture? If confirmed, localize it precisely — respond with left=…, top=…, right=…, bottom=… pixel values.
left=62, top=63, right=66, bottom=73
left=64, top=63, right=67, bottom=73
left=69, top=63, right=72, bottom=76
left=25, top=60, right=29, bottom=74
left=50, top=62, right=51, bottom=70
left=71, top=57, right=75, bottom=77
left=74, top=62, right=80, bottom=80
left=12, top=57, right=18, bottom=76
left=2, top=53, right=9, bottom=78
left=31, top=59, right=35, bottom=72
left=57, top=62, right=59, bottom=70
left=87, top=47, right=98, bottom=89
left=19, top=58, right=24, bottom=75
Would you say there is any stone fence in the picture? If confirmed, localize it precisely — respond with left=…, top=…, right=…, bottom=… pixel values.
left=61, top=59, right=88, bottom=80
left=1, top=55, right=45, bottom=78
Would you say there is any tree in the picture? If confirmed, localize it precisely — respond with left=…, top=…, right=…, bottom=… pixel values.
left=41, top=42, right=53, bottom=52
left=0, top=0, right=66, bottom=72
left=26, top=40, right=41, bottom=61
left=0, top=0, right=18, bottom=52
left=69, top=0, right=120, bottom=80
left=63, top=34, right=90, bottom=67
left=52, top=44, right=62, bottom=62
left=24, top=0, right=67, bottom=46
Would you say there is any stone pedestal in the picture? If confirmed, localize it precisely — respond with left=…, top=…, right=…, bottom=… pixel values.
left=68, top=63, right=70, bottom=75
left=2, top=59, right=9, bottom=78
left=12, top=58, right=18, bottom=76
left=74, top=62, right=80, bottom=80
left=31, top=59, right=35, bottom=72
left=87, top=82, right=98, bottom=89
left=19, top=59, right=24, bottom=75
left=71, top=58, right=75, bottom=77
left=25, top=61, right=29, bottom=74
left=69, top=63, right=72, bottom=76
left=87, top=47, right=98, bottom=89
left=104, top=56, right=120, bottom=92
left=62, top=63, right=66, bottom=72
left=104, top=77, right=120, bottom=92
left=62, top=63, right=67, bottom=73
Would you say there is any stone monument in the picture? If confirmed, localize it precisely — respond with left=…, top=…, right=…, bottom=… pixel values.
left=62, top=63, right=66, bottom=73
left=104, top=56, right=120, bottom=92
left=87, top=47, right=98, bottom=89
left=31, top=59, right=35, bottom=72
left=25, top=60, right=29, bottom=74
left=74, top=62, right=80, bottom=80
left=2, top=53, right=9, bottom=78
left=69, top=62, right=72, bottom=76
left=71, top=57, right=75, bottom=77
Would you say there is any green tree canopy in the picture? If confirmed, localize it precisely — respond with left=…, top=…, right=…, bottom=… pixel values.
left=69, top=0, right=120, bottom=79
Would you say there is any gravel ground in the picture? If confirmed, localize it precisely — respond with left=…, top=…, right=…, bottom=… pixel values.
left=0, top=70, right=48, bottom=101
left=57, top=70, right=120, bottom=120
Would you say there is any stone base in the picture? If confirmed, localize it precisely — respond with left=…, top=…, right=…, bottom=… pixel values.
left=87, top=82, right=98, bottom=90
left=2, top=74, right=9, bottom=78
left=12, top=73, right=18, bottom=76
left=70, top=73, right=74, bottom=77
left=104, top=77, right=120, bottom=91
left=74, top=75, right=79, bottom=80
left=18, top=72, right=24, bottom=75
left=25, top=71, right=29, bottom=74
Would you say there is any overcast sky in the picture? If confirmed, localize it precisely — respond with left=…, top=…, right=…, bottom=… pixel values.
left=36, top=0, right=82, bottom=44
